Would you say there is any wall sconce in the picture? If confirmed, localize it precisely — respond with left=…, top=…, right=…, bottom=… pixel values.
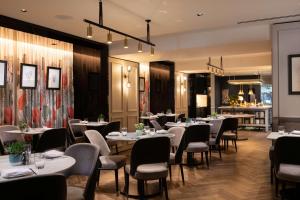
left=181, top=75, right=187, bottom=92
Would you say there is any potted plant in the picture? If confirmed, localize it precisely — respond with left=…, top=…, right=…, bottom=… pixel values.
left=18, top=121, right=28, bottom=132
left=135, top=123, right=144, bottom=136
left=7, top=141, right=25, bottom=165
left=98, top=114, right=105, bottom=122
left=211, top=112, right=218, bottom=119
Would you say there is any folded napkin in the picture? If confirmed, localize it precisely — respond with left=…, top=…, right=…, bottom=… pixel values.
left=291, top=130, right=300, bottom=135
left=156, top=130, right=168, bottom=134
left=43, top=150, right=64, bottom=158
left=1, top=168, right=33, bottom=179
left=108, top=132, right=120, bottom=136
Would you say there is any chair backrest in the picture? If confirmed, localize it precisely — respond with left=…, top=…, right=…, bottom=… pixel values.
left=150, top=119, right=163, bottom=130
left=223, top=117, right=238, bottom=133
left=64, top=143, right=100, bottom=200
left=0, top=174, right=67, bottom=200
left=68, top=119, right=86, bottom=139
left=174, top=125, right=210, bottom=164
left=274, top=137, right=300, bottom=171
left=215, top=119, right=226, bottom=145
left=101, top=121, right=120, bottom=137
left=177, top=113, right=185, bottom=121
left=36, top=128, right=67, bottom=153
left=0, top=125, right=23, bottom=147
left=168, top=127, right=185, bottom=147
left=85, top=130, right=111, bottom=156
left=129, top=137, right=170, bottom=176
left=210, top=119, right=223, bottom=135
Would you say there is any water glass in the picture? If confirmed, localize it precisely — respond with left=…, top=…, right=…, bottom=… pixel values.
left=144, top=126, right=150, bottom=134
left=24, top=144, right=31, bottom=165
left=150, top=128, right=156, bottom=136
left=121, top=127, right=127, bottom=136
left=34, top=153, right=45, bottom=169
left=278, top=125, right=285, bottom=134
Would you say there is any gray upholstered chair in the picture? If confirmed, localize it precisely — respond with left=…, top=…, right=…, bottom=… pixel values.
left=124, top=137, right=170, bottom=200
left=68, top=119, right=86, bottom=144
left=168, top=127, right=185, bottom=152
left=85, top=130, right=126, bottom=193
left=64, top=143, right=100, bottom=200
left=0, top=125, right=24, bottom=154
left=150, top=119, right=163, bottom=130
left=221, top=117, right=238, bottom=152
left=185, top=125, right=210, bottom=168
left=209, top=119, right=223, bottom=138
left=274, top=136, right=300, bottom=196
left=209, top=119, right=224, bottom=159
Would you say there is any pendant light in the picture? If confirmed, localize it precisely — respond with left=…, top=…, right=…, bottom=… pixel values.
left=123, top=37, right=128, bottom=48
left=107, top=31, right=112, bottom=44
left=138, top=42, right=143, bottom=53
left=86, top=24, right=93, bottom=38
left=238, top=84, right=244, bottom=95
left=150, top=46, right=154, bottom=56
left=248, top=85, right=254, bottom=95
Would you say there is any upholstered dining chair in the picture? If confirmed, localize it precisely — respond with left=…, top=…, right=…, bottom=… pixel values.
left=36, top=128, right=67, bottom=153
left=168, top=127, right=185, bottom=152
left=124, top=137, right=170, bottom=200
left=85, top=130, right=126, bottom=193
left=209, top=119, right=223, bottom=138
left=68, top=119, right=86, bottom=144
left=221, top=117, right=239, bottom=152
left=100, top=121, right=120, bottom=154
left=274, top=136, right=300, bottom=196
left=64, top=143, right=100, bottom=200
left=209, top=119, right=225, bottom=159
left=0, top=174, right=67, bottom=200
left=185, top=124, right=211, bottom=168
left=0, top=125, right=24, bottom=154
left=150, top=119, right=163, bottom=130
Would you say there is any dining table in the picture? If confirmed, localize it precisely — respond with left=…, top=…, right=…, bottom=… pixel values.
left=267, top=131, right=300, bottom=141
left=106, top=131, right=175, bottom=142
left=165, top=121, right=212, bottom=128
left=71, top=121, right=108, bottom=127
left=0, top=153, right=75, bottom=182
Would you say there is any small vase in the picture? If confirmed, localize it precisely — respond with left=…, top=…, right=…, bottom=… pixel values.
left=136, top=129, right=143, bottom=136
left=9, top=154, right=23, bottom=166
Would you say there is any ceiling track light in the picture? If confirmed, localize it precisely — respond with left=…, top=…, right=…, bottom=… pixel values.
left=150, top=46, right=154, bottom=56
left=107, top=31, right=112, bottom=44
left=83, top=0, right=155, bottom=51
left=138, top=42, right=143, bottom=53
left=124, top=37, right=128, bottom=48
left=86, top=24, right=93, bottom=38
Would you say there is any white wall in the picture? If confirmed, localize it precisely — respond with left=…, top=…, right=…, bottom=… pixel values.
left=272, top=22, right=300, bottom=118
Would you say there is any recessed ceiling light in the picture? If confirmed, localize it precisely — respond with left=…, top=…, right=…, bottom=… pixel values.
left=159, top=10, right=168, bottom=14
left=196, top=13, right=204, bottom=17
left=20, top=8, right=27, bottom=13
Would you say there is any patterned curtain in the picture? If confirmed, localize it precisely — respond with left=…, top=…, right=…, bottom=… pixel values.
left=0, top=27, right=74, bottom=128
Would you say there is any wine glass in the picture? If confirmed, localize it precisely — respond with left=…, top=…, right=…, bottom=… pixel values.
left=121, top=127, right=127, bottom=136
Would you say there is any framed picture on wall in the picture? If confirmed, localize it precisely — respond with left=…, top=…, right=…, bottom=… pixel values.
left=288, top=54, right=300, bottom=95
left=139, top=77, right=145, bottom=92
left=0, top=60, right=7, bottom=87
left=47, top=67, right=61, bottom=90
left=20, top=63, right=37, bottom=89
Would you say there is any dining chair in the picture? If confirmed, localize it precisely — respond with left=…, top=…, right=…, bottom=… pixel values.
left=209, top=119, right=225, bottom=159
left=68, top=119, right=86, bottom=144
left=64, top=143, right=100, bottom=200
left=209, top=119, right=223, bottom=138
left=168, top=127, right=185, bottom=153
left=0, top=174, right=67, bottom=200
left=124, top=137, right=170, bottom=200
left=0, top=125, right=24, bottom=154
left=274, top=136, right=300, bottom=196
left=177, top=113, right=185, bottom=122
left=221, top=117, right=238, bottom=152
left=100, top=121, right=120, bottom=154
left=36, top=128, right=67, bottom=153
left=85, top=130, right=126, bottom=193
left=185, top=124, right=210, bottom=168
left=269, top=145, right=275, bottom=184
left=150, top=119, right=163, bottom=130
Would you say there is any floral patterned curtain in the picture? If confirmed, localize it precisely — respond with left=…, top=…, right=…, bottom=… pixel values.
left=0, top=27, right=74, bottom=128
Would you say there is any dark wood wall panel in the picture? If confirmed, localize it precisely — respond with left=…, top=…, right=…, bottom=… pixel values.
left=150, top=61, right=175, bottom=114
left=73, top=44, right=108, bottom=121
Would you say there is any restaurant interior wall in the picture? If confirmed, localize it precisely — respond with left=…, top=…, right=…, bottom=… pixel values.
left=272, top=21, right=300, bottom=131
left=109, top=57, right=139, bottom=132
left=139, top=62, right=150, bottom=115
left=149, top=61, right=175, bottom=114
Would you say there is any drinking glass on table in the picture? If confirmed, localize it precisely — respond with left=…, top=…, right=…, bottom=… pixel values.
left=144, top=126, right=150, bottom=134
left=278, top=126, right=285, bottom=134
left=150, top=128, right=156, bottom=136
left=34, top=153, right=45, bottom=170
left=121, top=127, right=127, bottom=136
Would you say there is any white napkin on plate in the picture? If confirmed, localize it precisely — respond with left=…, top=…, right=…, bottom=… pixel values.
left=291, top=130, right=300, bottom=135
left=108, top=132, right=120, bottom=136
left=1, top=168, right=33, bottom=179
left=43, top=150, right=64, bottom=158
left=156, top=130, right=168, bottom=134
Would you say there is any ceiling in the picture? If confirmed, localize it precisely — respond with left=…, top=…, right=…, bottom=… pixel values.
left=1, top=0, right=300, bottom=74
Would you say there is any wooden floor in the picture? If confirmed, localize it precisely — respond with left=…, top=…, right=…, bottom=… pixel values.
left=69, top=131, right=277, bottom=200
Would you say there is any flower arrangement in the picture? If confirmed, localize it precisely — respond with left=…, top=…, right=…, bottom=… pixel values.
left=7, top=141, right=26, bottom=155
left=229, top=95, right=239, bottom=107
left=211, top=112, right=218, bottom=118
left=98, top=114, right=105, bottom=122
left=18, top=121, right=28, bottom=132
left=135, top=123, right=144, bottom=130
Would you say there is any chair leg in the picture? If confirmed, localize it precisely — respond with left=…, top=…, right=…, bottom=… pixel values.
left=137, top=180, right=145, bottom=200
left=96, top=169, right=101, bottom=187
left=209, top=146, right=212, bottom=160
left=159, top=178, right=162, bottom=194
left=275, top=177, right=279, bottom=196
left=218, top=145, right=222, bottom=159
left=124, top=171, right=129, bottom=198
left=162, top=178, right=169, bottom=200
left=270, top=163, right=274, bottom=184
left=234, top=140, right=237, bottom=152
left=180, top=164, right=185, bottom=183
left=114, top=169, right=119, bottom=192
left=205, top=151, right=209, bottom=169
left=168, top=165, right=172, bottom=180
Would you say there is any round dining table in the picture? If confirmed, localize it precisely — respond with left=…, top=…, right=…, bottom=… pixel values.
left=0, top=153, right=75, bottom=182
left=106, top=132, right=175, bottom=142
left=165, top=121, right=212, bottom=128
